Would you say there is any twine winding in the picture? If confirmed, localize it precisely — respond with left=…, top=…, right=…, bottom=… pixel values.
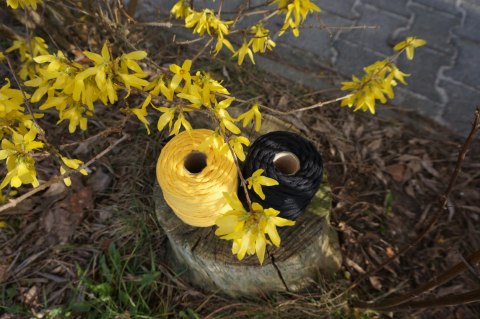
left=242, top=131, right=323, bottom=220
left=156, top=129, right=238, bottom=227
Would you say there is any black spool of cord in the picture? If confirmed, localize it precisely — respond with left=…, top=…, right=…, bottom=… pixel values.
left=241, top=131, right=323, bottom=220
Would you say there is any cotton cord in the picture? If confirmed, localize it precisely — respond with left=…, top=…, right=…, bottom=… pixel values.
left=156, top=129, right=238, bottom=227
left=242, top=131, right=323, bottom=220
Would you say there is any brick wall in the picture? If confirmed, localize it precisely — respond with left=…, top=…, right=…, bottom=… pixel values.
left=136, top=0, right=480, bottom=133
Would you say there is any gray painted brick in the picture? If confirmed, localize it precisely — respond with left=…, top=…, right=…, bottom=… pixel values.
left=439, top=79, right=480, bottom=130
left=360, top=0, right=410, bottom=17
left=316, top=0, right=359, bottom=20
left=278, top=12, right=351, bottom=63
left=394, top=3, right=461, bottom=55
left=396, top=47, right=448, bottom=103
left=333, top=39, right=386, bottom=77
left=272, top=43, right=331, bottom=71
left=444, top=37, right=480, bottom=89
left=136, top=0, right=480, bottom=133
left=413, top=0, right=461, bottom=16
left=340, top=4, right=408, bottom=55
left=455, top=1, right=480, bottom=42
left=394, top=87, right=442, bottom=117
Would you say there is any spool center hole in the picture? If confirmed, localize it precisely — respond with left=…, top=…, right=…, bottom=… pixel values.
left=184, top=151, right=207, bottom=174
left=273, top=152, right=300, bottom=176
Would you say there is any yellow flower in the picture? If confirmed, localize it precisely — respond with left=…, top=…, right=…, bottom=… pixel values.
left=170, top=59, right=192, bottom=91
left=340, top=59, right=411, bottom=114
left=275, top=0, right=321, bottom=37
left=236, top=103, right=262, bottom=132
left=250, top=24, right=276, bottom=53
left=0, top=127, right=44, bottom=189
left=228, top=135, right=250, bottom=161
left=6, top=37, right=49, bottom=80
left=214, top=36, right=235, bottom=55
left=170, top=112, right=192, bottom=136
left=215, top=194, right=295, bottom=264
left=131, top=95, right=152, bottom=134
left=171, top=0, right=191, bottom=19
left=58, top=102, right=91, bottom=133
left=117, top=50, right=149, bottom=94
left=6, top=0, right=43, bottom=9
left=155, top=106, right=176, bottom=132
left=0, top=79, right=25, bottom=114
left=185, top=9, right=231, bottom=37
left=198, top=129, right=229, bottom=156
left=394, top=36, right=427, bottom=60
left=213, top=97, right=240, bottom=134
left=246, top=169, right=279, bottom=200
left=146, top=76, right=174, bottom=101
left=60, top=156, right=88, bottom=186
left=193, top=72, right=229, bottom=107
left=176, top=82, right=204, bottom=108
left=232, top=40, right=255, bottom=65
left=80, top=43, right=118, bottom=104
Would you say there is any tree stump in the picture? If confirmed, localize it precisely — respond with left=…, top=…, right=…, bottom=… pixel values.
left=154, top=115, right=342, bottom=297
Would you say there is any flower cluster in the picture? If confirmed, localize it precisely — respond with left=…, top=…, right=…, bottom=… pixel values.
left=1, top=37, right=150, bottom=189
left=170, top=0, right=327, bottom=65
left=138, top=58, right=262, bottom=162
left=275, top=0, right=321, bottom=37
left=340, top=37, right=426, bottom=114
left=6, top=37, right=49, bottom=80
left=0, top=79, right=43, bottom=189
left=215, top=193, right=295, bottom=264
left=24, top=42, right=148, bottom=133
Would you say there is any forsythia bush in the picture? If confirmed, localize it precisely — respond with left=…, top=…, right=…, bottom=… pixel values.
left=0, top=0, right=425, bottom=263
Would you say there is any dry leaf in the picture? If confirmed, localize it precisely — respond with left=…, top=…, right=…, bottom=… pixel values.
left=68, top=187, right=94, bottom=215
left=369, top=276, right=382, bottom=290
left=367, top=139, right=382, bottom=152
left=345, top=257, right=366, bottom=274
left=0, top=263, right=9, bottom=283
left=421, top=156, right=440, bottom=178
left=385, top=164, right=405, bottom=182
left=43, top=181, right=68, bottom=198
left=21, top=286, right=40, bottom=307
left=277, top=95, right=289, bottom=109
left=87, top=168, right=112, bottom=193
left=385, top=246, right=395, bottom=258
left=43, top=187, right=93, bottom=244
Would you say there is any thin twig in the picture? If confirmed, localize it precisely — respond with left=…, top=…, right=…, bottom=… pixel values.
left=280, top=94, right=352, bottom=114
left=191, top=37, right=214, bottom=64
left=0, top=134, right=129, bottom=214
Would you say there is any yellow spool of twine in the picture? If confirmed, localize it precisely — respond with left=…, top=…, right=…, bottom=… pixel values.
left=156, top=129, right=238, bottom=227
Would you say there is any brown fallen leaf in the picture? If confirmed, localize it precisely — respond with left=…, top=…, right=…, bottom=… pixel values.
left=369, top=276, right=382, bottom=290
left=43, top=181, right=68, bottom=198
left=68, top=187, right=94, bottom=216
left=86, top=167, right=113, bottom=193
left=0, top=262, right=8, bottom=283
left=385, top=164, right=405, bottom=182
left=43, top=187, right=93, bottom=244
left=20, top=286, right=40, bottom=307
left=385, top=246, right=395, bottom=258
